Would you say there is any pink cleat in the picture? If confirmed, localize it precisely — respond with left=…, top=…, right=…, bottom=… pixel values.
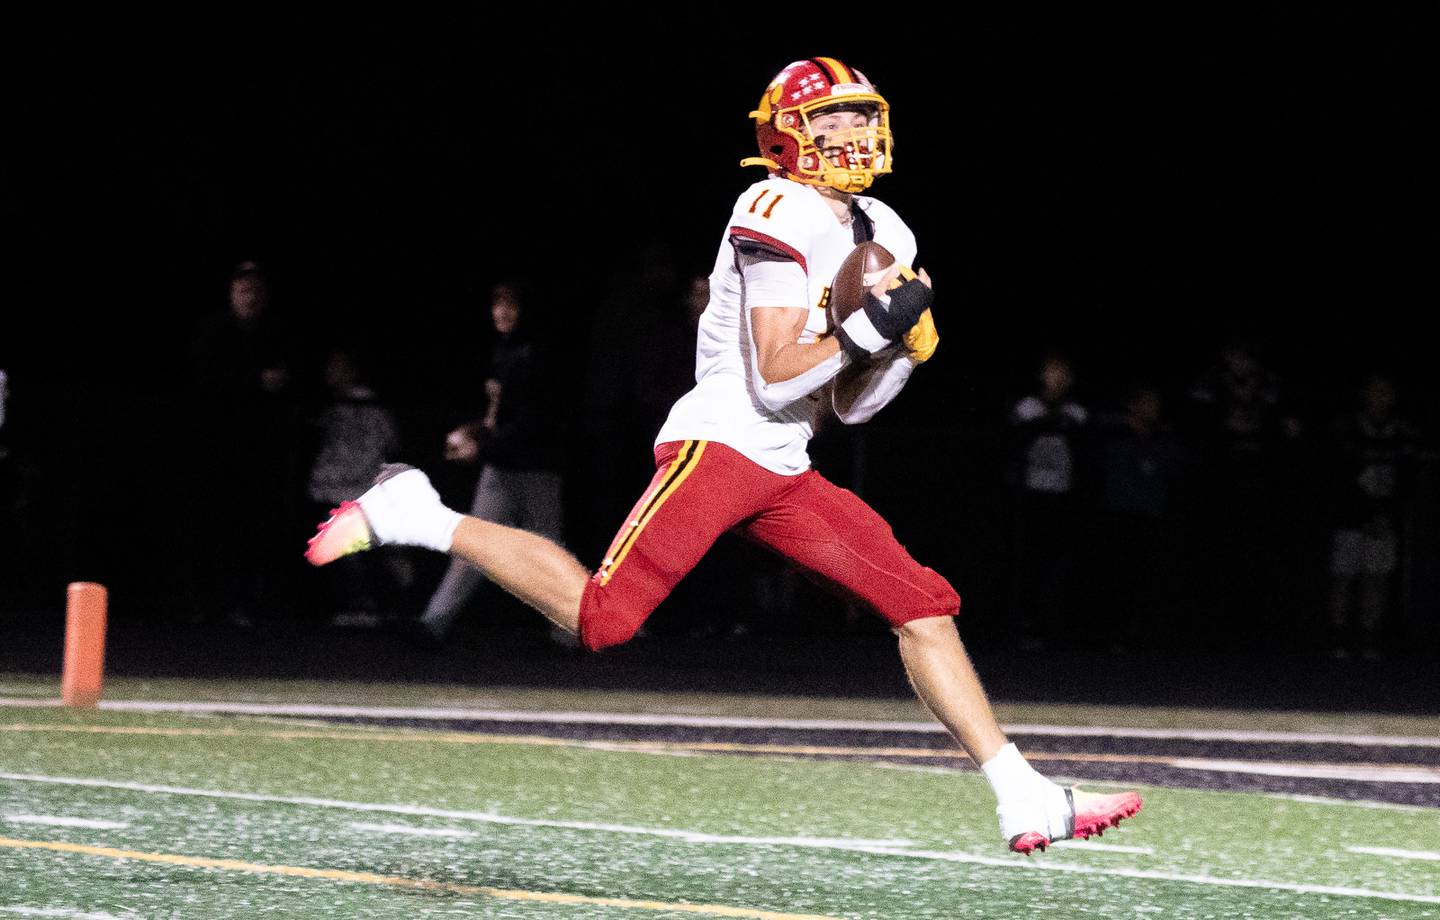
left=305, top=501, right=373, bottom=566
left=1008, top=788, right=1143, bottom=855
left=304, top=463, right=460, bottom=565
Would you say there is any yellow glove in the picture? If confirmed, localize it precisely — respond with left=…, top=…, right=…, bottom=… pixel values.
left=903, top=308, right=939, bottom=363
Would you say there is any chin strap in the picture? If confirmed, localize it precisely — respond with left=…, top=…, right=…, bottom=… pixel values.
left=739, top=156, right=781, bottom=170
left=739, top=158, right=872, bottom=194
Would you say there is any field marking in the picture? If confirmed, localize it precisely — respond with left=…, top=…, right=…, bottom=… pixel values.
left=1167, top=758, right=1440, bottom=784
left=0, top=836, right=842, bottom=920
left=1264, top=793, right=1433, bottom=813
left=1049, top=840, right=1155, bottom=855
left=843, top=844, right=1440, bottom=905
left=0, top=772, right=912, bottom=851
left=3, top=771, right=1438, bottom=905
left=1, top=723, right=587, bottom=746
left=7, top=724, right=1439, bottom=787
left=3, top=698, right=1437, bottom=747
left=1347, top=846, right=1440, bottom=862
left=350, top=821, right=478, bottom=839
left=867, top=763, right=962, bottom=776
left=2, top=815, right=128, bottom=830
left=0, top=908, right=136, bottom=919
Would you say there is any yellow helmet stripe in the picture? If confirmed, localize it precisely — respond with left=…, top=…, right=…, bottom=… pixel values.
left=813, top=57, right=854, bottom=86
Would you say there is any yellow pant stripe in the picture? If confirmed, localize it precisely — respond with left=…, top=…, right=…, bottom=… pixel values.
left=598, top=440, right=706, bottom=586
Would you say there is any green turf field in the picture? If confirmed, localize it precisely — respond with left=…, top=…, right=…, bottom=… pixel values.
left=1, top=677, right=1437, bottom=919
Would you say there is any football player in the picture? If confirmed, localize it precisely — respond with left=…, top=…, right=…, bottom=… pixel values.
left=306, top=57, right=1141, bottom=853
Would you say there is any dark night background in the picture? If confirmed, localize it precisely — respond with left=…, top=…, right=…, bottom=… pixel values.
left=1, top=10, right=1436, bottom=688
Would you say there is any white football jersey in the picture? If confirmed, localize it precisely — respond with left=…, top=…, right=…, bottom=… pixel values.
left=655, top=176, right=918, bottom=475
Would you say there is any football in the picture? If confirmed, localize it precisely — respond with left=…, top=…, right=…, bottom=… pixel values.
left=827, top=241, right=898, bottom=329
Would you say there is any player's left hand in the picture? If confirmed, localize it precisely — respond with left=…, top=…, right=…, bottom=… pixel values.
left=865, top=266, right=933, bottom=341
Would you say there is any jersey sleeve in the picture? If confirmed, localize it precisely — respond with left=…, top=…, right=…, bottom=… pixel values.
left=727, top=180, right=816, bottom=275
left=740, top=258, right=808, bottom=310
left=832, top=350, right=915, bottom=424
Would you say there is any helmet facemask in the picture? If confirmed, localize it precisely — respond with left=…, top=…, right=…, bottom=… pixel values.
left=742, top=60, right=895, bottom=193
left=790, top=97, right=892, bottom=193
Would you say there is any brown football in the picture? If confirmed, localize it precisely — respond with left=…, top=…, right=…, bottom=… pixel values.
left=828, top=241, right=896, bottom=329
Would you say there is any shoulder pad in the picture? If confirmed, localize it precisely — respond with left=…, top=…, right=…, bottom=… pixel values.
left=728, top=179, right=828, bottom=274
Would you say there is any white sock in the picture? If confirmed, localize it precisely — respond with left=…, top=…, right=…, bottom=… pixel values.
left=982, top=743, right=1072, bottom=840
left=361, top=469, right=464, bottom=553
left=980, top=743, right=1053, bottom=804
left=422, top=509, right=464, bottom=554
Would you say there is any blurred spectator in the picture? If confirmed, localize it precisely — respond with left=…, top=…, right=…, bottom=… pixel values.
left=187, top=261, right=300, bottom=626
left=1089, top=387, right=1186, bottom=648
left=1183, top=338, right=1301, bottom=644
left=580, top=259, right=695, bottom=555
left=1326, top=374, right=1422, bottom=659
left=1008, top=354, right=1088, bottom=650
left=413, top=282, right=567, bottom=644
left=1187, top=338, right=1301, bottom=451
left=305, top=349, right=409, bottom=627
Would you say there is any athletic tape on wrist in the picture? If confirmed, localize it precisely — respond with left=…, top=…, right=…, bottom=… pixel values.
left=840, top=308, right=891, bottom=355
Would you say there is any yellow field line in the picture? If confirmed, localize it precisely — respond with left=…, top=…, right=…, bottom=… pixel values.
left=4, top=723, right=1434, bottom=773
left=0, top=835, right=842, bottom=919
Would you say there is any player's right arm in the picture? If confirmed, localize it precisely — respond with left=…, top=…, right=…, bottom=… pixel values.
left=728, top=181, right=850, bottom=412
left=737, top=246, right=849, bottom=412
left=751, top=307, right=842, bottom=384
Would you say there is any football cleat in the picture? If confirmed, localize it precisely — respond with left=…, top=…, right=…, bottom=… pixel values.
left=305, top=464, right=458, bottom=565
left=305, top=501, right=372, bottom=566
left=1008, top=783, right=1140, bottom=858
left=1007, top=788, right=1143, bottom=855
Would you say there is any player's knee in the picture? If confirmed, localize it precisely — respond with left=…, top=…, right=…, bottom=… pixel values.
left=577, top=586, right=650, bottom=652
left=578, top=614, right=644, bottom=652
left=890, top=573, right=961, bottom=627
left=894, top=611, right=957, bottom=642
left=941, top=581, right=962, bottom=618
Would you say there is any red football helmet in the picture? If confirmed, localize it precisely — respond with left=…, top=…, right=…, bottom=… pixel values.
left=741, top=57, right=893, bottom=194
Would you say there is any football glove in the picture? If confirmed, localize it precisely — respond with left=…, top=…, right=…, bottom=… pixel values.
left=835, top=265, right=935, bottom=361
left=904, top=308, right=939, bottom=363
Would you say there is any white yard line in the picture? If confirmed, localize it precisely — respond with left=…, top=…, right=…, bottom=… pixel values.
left=3, top=698, right=1437, bottom=747
left=2, top=815, right=128, bottom=830
left=1049, top=840, right=1154, bottom=855
left=0, top=772, right=911, bottom=852
left=1347, top=846, right=1440, bottom=862
left=846, top=845, right=1440, bottom=905
left=580, top=742, right=701, bottom=758
left=349, top=821, right=478, bottom=839
left=1, top=771, right=1436, bottom=905
left=0, top=909, right=137, bottom=920
left=867, top=763, right=963, bottom=776
left=1261, top=792, right=1432, bottom=813
left=1167, top=759, right=1440, bottom=784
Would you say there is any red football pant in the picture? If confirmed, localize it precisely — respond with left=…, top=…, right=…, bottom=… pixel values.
left=578, top=439, right=960, bottom=652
